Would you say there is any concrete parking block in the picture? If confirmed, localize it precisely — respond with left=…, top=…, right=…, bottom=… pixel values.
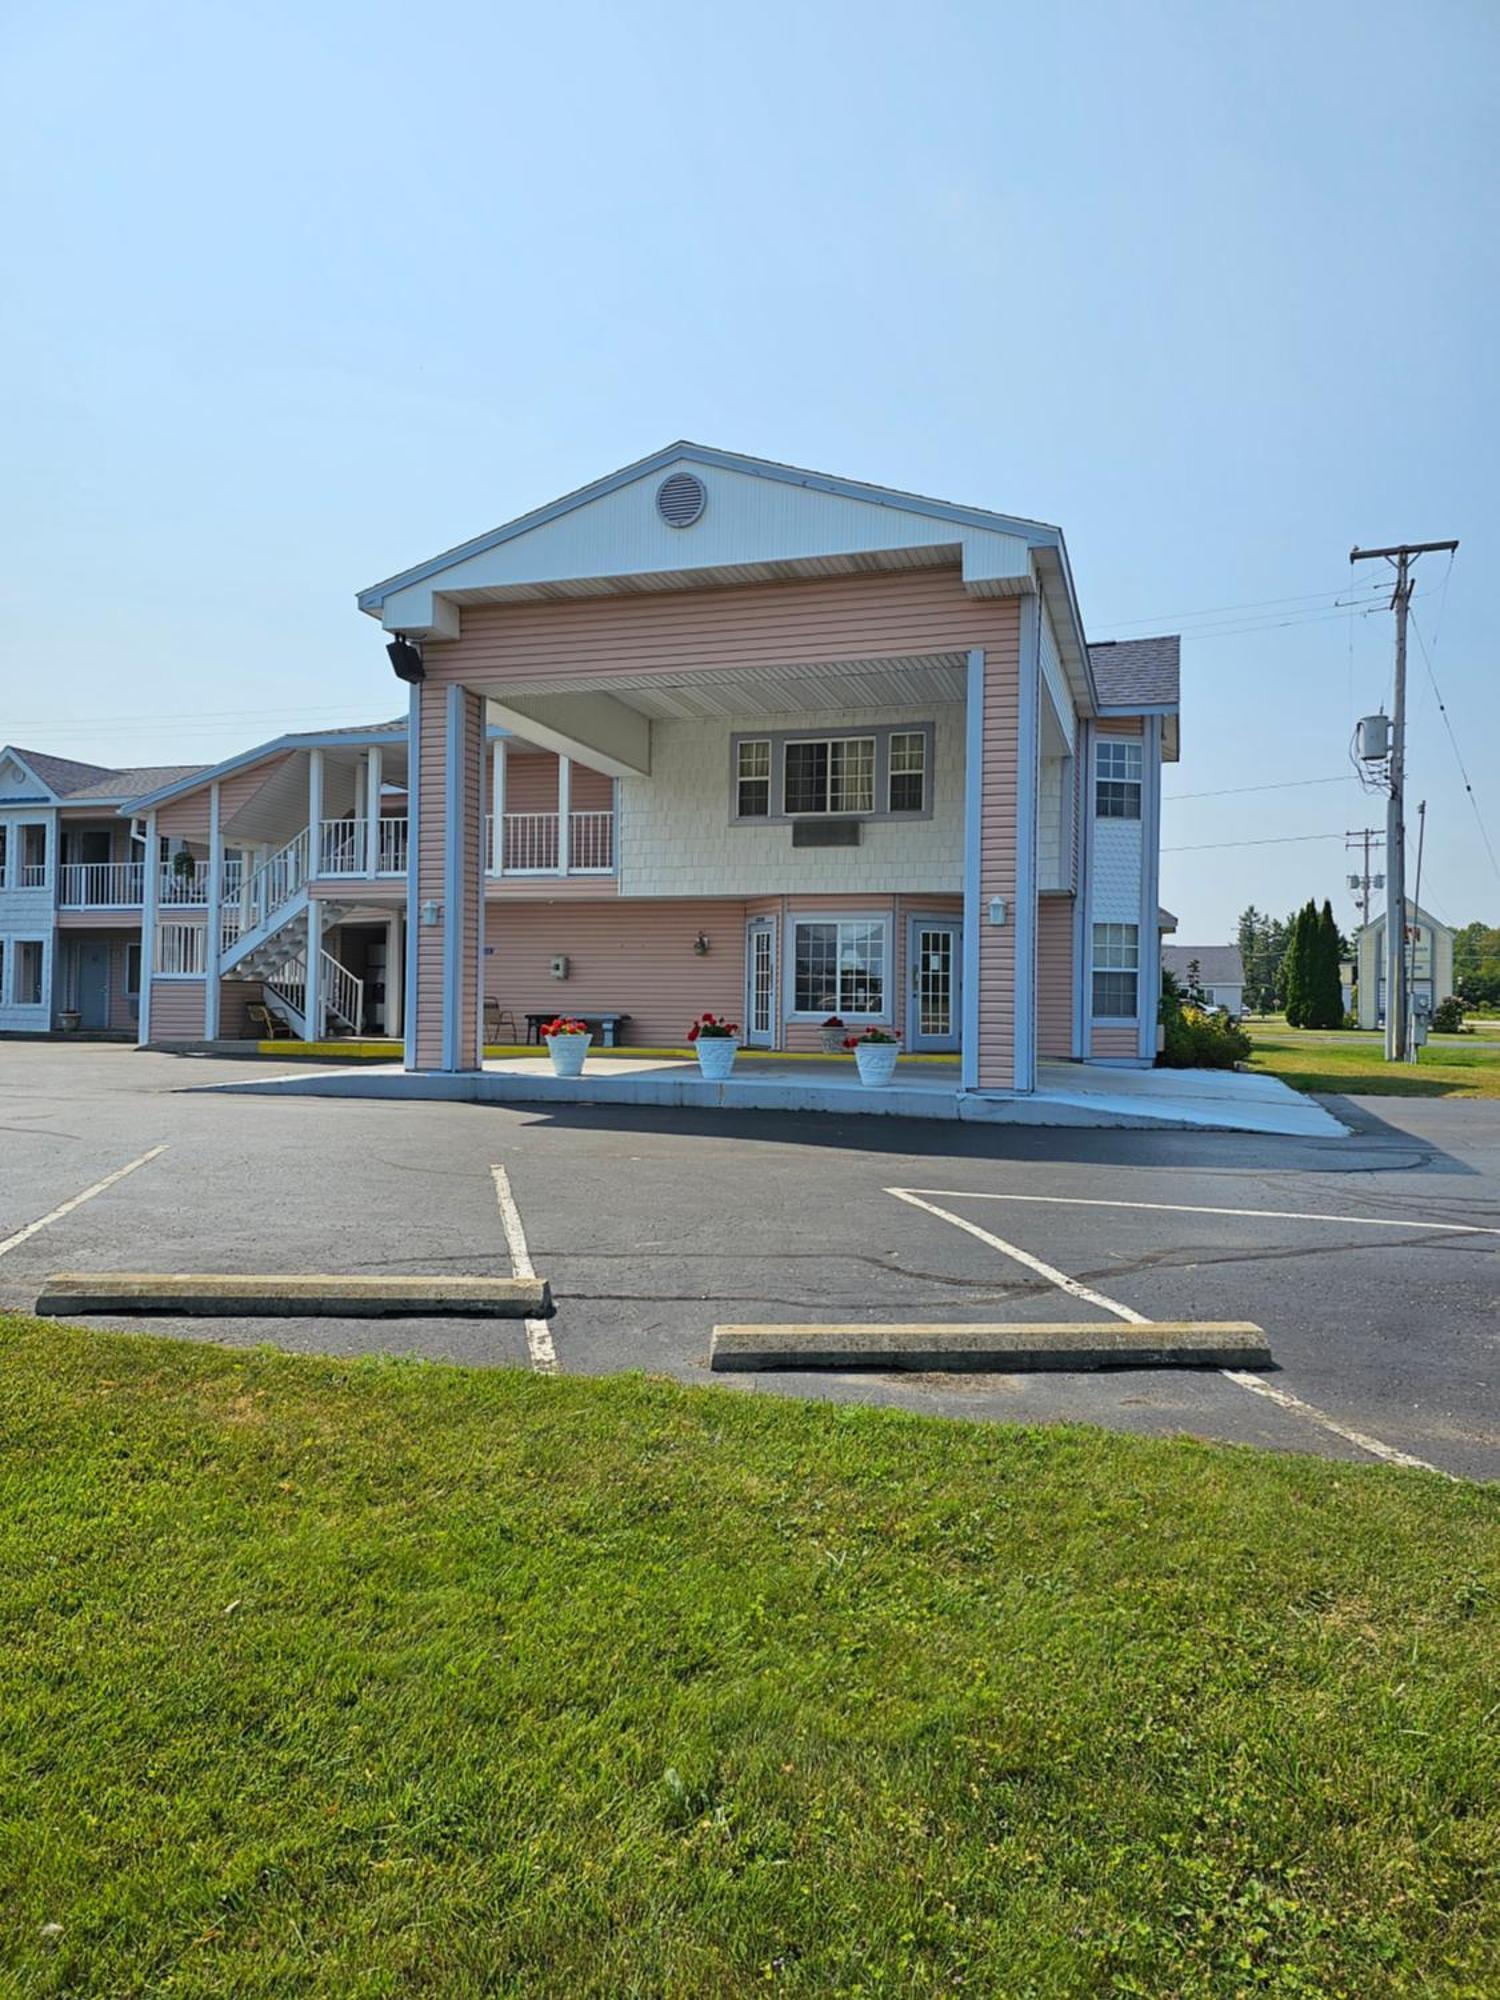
left=36, top=1273, right=551, bottom=1319
left=711, top=1321, right=1271, bottom=1372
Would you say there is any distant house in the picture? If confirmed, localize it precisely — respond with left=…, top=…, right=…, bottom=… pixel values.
left=1161, top=943, right=1244, bottom=1014
left=1351, top=901, right=1453, bottom=1030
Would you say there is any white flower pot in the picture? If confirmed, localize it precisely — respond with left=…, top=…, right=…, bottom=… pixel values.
left=853, top=1041, right=899, bottom=1087
left=695, top=1036, right=738, bottom=1081
left=819, top=1028, right=846, bottom=1054
left=546, top=1033, right=591, bottom=1077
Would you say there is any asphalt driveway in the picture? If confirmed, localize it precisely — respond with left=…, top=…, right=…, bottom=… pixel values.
left=1, top=1043, right=1496, bottom=1479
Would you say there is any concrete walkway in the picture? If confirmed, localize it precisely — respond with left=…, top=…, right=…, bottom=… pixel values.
left=196, top=1051, right=1348, bottom=1137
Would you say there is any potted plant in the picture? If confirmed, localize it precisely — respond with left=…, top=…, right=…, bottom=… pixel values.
left=844, top=1025, right=899, bottom=1087
left=171, top=850, right=197, bottom=882
left=541, top=1015, right=591, bottom=1077
left=819, top=1014, right=846, bottom=1054
left=58, top=1009, right=81, bottom=1034
left=687, top=1011, right=739, bottom=1081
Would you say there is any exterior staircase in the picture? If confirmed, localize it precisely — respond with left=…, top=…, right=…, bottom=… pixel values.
left=220, top=827, right=364, bottom=1039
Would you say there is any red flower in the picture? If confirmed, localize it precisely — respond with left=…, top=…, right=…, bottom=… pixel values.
left=687, top=1024, right=700, bottom=1041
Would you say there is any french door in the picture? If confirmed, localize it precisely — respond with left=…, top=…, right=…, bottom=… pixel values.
left=745, top=918, right=777, bottom=1047
left=907, top=917, right=962, bottom=1052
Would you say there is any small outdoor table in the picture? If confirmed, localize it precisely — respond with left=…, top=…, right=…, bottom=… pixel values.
left=525, top=1011, right=630, bottom=1047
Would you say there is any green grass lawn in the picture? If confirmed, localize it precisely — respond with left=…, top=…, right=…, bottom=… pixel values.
left=2, top=1319, right=1496, bottom=1997
left=1247, top=1029, right=1500, bottom=1098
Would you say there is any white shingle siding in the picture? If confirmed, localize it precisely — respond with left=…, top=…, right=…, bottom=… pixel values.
left=619, top=706, right=963, bottom=897
left=1090, top=819, right=1142, bottom=925
left=1037, top=756, right=1067, bottom=892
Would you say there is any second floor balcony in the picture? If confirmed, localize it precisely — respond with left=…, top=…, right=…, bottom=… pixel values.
left=59, top=860, right=146, bottom=908
left=310, top=811, right=616, bottom=881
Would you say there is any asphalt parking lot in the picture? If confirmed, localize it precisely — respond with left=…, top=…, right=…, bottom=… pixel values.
left=2, top=1043, right=1497, bottom=1480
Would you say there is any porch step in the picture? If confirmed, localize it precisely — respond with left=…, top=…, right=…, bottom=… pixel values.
left=709, top=1321, right=1271, bottom=1372
left=37, top=1271, right=551, bottom=1320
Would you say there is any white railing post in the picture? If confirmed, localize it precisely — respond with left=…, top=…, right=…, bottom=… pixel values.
left=490, top=741, right=506, bottom=875
left=556, top=757, right=571, bottom=876
left=365, top=745, right=381, bottom=880
left=307, top=749, right=324, bottom=878
left=204, top=781, right=222, bottom=1038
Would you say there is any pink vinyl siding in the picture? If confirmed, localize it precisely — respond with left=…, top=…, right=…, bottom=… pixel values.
left=414, top=567, right=1025, bottom=1082
left=570, top=763, right=614, bottom=812
left=484, top=898, right=747, bottom=1046
left=149, top=981, right=205, bottom=1041
left=1089, top=1025, right=1139, bottom=1060
left=500, top=751, right=558, bottom=815
left=1036, top=895, right=1074, bottom=1059
left=218, top=979, right=262, bottom=1039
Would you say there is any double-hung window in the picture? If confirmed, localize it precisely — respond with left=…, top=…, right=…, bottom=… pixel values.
left=792, top=918, right=887, bottom=1018
left=736, top=739, right=771, bottom=818
left=1092, top=923, right=1140, bottom=1018
left=1095, top=739, right=1142, bottom=819
left=888, top=731, right=926, bottom=812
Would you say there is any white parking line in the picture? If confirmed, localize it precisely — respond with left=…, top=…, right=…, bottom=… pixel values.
left=491, top=1165, right=556, bottom=1373
left=899, top=1188, right=1500, bottom=1238
left=886, top=1185, right=1449, bottom=1477
left=0, top=1145, right=168, bottom=1262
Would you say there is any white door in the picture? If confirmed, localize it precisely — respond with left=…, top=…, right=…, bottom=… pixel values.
left=745, top=918, right=777, bottom=1048
left=907, top=918, right=962, bottom=1052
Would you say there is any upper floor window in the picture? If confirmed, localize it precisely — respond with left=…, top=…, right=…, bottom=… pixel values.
left=888, top=732, right=926, bottom=812
left=785, top=736, right=875, bottom=816
left=731, top=724, right=932, bottom=825
left=19, top=823, right=47, bottom=887
left=1095, top=739, right=1142, bottom=819
left=736, top=739, right=771, bottom=818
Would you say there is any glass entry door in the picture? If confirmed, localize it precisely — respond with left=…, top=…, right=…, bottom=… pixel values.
left=745, top=918, right=777, bottom=1048
left=907, top=917, right=962, bottom=1052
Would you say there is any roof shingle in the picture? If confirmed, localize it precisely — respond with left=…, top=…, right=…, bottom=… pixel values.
left=1088, top=635, right=1180, bottom=709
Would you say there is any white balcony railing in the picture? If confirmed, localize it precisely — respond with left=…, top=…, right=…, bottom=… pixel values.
left=19, top=863, right=48, bottom=889
left=59, top=860, right=145, bottom=908
left=316, top=816, right=409, bottom=877
left=159, top=866, right=209, bottom=906
left=484, top=810, right=614, bottom=876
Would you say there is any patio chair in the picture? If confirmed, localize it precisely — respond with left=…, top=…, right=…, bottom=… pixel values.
left=247, top=1001, right=295, bottom=1040
left=484, top=1000, right=519, bottom=1043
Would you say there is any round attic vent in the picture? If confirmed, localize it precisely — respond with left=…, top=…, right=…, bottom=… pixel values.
left=656, top=471, right=707, bottom=528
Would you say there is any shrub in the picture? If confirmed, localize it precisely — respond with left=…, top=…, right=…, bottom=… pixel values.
left=1431, top=995, right=1466, bottom=1034
left=1159, top=999, right=1252, bottom=1070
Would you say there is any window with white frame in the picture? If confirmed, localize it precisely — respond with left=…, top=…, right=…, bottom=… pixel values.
left=784, top=735, right=876, bottom=816
left=156, top=921, right=206, bottom=977
left=888, top=731, right=926, bottom=813
left=792, top=917, right=887, bottom=1017
left=1092, top=923, right=1140, bottom=1018
left=736, top=738, right=771, bottom=818
left=1095, top=738, right=1142, bottom=819
left=0, top=825, right=7, bottom=884
left=731, top=725, right=933, bottom=825
left=0, top=939, right=6, bottom=1000
left=15, top=939, right=44, bottom=1005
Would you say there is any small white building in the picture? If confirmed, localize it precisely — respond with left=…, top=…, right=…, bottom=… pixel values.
left=1352, top=901, right=1453, bottom=1030
left=1161, top=944, right=1244, bottom=1014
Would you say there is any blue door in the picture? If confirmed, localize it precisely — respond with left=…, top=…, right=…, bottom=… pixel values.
left=907, top=918, right=961, bottom=1052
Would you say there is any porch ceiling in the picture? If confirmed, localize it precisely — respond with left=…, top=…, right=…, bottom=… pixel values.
left=486, top=652, right=970, bottom=727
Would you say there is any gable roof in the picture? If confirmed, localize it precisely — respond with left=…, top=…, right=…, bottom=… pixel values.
left=1087, top=636, right=1180, bottom=710
left=1162, top=945, right=1244, bottom=986
left=118, top=720, right=409, bottom=815
left=1, top=747, right=206, bottom=804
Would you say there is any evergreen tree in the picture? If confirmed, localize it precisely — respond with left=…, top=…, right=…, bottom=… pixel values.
left=1283, top=902, right=1317, bottom=1027
left=1309, top=900, right=1344, bottom=1028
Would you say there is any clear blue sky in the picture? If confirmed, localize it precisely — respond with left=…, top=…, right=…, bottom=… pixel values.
left=2, top=0, right=1494, bottom=940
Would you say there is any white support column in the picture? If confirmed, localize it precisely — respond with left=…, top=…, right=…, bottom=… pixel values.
left=556, top=755, right=571, bottom=877
left=365, top=744, right=382, bottom=879
left=960, top=649, right=984, bottom=1093
left=490, top=739, right=506, bottom=876
left=138, top=811, right=158, bottom=1047
left=385, top=913, right=403, bottom=1038
left=1013, top=595, right=1041, bottom=1094
left=1138, top=715, right=1164, bottom=1062
left=203, top=781, right=222, bottom=1039
left=307, top=748, right=324, bottom=878
left=304, top=898, right=323, bottom=1042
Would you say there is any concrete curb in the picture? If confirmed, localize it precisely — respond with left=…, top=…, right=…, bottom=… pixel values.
left=36, top=1273, right=552, bottom=1320
left=710, top=1321, right=1271, bottom=1372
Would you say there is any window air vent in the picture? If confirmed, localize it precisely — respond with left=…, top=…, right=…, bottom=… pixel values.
left=656, top=471, right=707, bottom=528
left=792, top=818, right=860, bottom=848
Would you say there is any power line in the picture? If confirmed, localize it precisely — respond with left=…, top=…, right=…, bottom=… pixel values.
left=1408, top=606, right=1500, bottom=891
left=1164, top=774, right=1355, bottom=804
left=1161, top=831, right=1345, bottom=854
left=1096, top=578, right=1389, bottom=631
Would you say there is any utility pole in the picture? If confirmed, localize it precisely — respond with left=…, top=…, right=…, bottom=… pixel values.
left=1350, top=539, right=1458, bottom=1061
left=1344, top=827, right=1385, bottom=928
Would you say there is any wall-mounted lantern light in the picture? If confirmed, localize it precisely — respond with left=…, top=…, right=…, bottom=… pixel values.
left=420, top=899, right=442, bottom=927
left=693, top=931, right=711, bottom=956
